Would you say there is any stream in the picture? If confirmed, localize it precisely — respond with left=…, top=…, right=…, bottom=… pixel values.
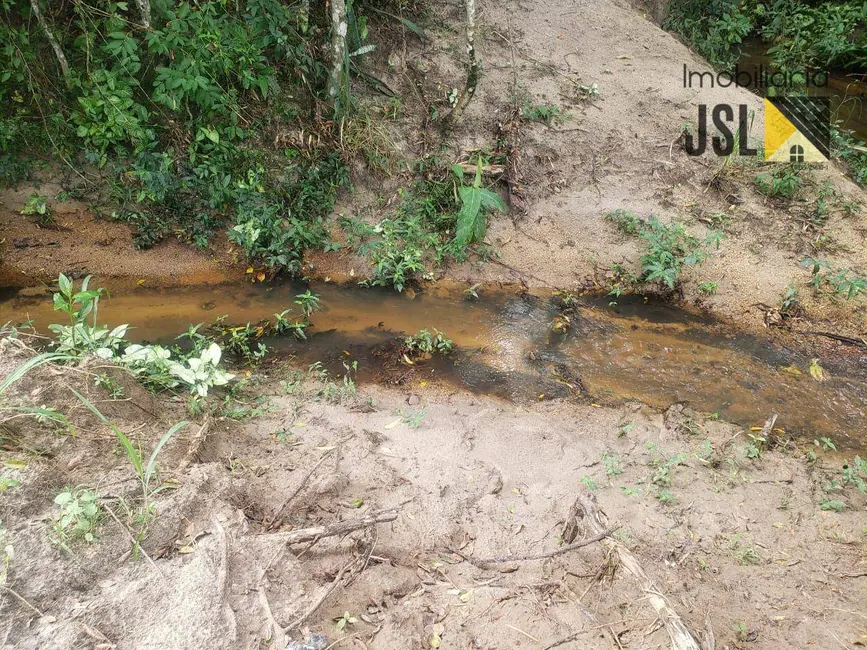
left=1, top=280, right=866, bottom=449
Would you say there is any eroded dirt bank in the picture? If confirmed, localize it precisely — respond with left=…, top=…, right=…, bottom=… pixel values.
left=0, top=338, right=864, bottom=650
left=3, top=0, right=867, bottom=336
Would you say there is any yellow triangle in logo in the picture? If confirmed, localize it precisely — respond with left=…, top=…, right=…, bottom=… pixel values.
left=764, top=99, right=797, bottom=161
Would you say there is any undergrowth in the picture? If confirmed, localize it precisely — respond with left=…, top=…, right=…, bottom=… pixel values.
left=605, top=209, right=722, bottom=290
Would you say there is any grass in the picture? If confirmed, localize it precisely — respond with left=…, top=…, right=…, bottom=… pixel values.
left=729, top=534, right=763, bottom=565
left=72, top=389, right=186, bottom=515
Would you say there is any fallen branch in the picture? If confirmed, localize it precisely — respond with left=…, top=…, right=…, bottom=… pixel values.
left=102, top=503, right=164, bottom=580
left=266, top=509, right=398, bottom=546
left=174, top=416, right=210, bottom=474
left=574, top=492, right=703, bottom=650
left=269, top=447, right=337, bottom=524
left=759, top=411, right=778, bottom=440
left=0, top=586, right=45, bottom=618
left=799, top=330, right=867, bottom=348
left=463, top=527, right=617, bottom=567
left=284, top=558, right=355, bottom=631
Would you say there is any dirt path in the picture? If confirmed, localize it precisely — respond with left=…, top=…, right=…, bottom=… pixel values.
left=1, top=341, right=864, bottom=649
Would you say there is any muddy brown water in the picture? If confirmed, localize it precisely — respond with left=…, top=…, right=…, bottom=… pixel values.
left=2, top=280, right=866, bottom=448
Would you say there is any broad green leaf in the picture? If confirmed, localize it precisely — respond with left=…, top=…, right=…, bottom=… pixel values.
left=456, top=186, right=482, bottom=247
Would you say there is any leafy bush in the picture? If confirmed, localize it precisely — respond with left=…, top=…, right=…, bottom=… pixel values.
left=405, top=328, right=454, bottom=356
left=666, top=1, right=867, bottom=72
left=754, top=166, right=803, bottom=198
left=0, top=0, right=354, bottom=267
left=342, top=160, right=503, bottom=291
left=605, top=210, right=721, bottom=290
left=229, top=153, right=349, bottom=276
left=53, top=487, right=101, bottom=544
left=453, top=161, right=506, bottom=248
left=665, top=0, right=756, bottom=69
left=802, top=257, right=867, bottom=300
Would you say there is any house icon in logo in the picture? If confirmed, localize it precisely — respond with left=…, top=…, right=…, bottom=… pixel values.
left=764, top=97, right=830, bottom=163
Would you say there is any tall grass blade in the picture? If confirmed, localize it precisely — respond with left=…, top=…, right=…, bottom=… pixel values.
left=144, top=421, right=188, bottom=491
left=0, top=353, right=73, bottom=395
left=70, top=387, right=142, bottom=479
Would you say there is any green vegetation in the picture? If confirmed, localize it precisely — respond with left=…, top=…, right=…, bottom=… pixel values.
left=666, top=2, right=867, bottom=185
left=404, top=328, right=454, bottom=357
left=20, top=193, right=52, bottom=226
left=754, top=166, right=803, bottom=199
left=665, top=1, right=867, bottom=73
left=601, top=451, right=624, bottom=477
left=520, top=103, right=565, bottom=125
left=343, top=159, right=506, bottom=291
left=0, top=0, right=379, bottom=270
left=74, top=390, right=186, bottom=510
left=605, top=209, right=722, bottom=290
left=343, top=173, right=453, bottom=290
left=53, top=487, right=102, bottom=545
left=802, top=257, right=867, bottom=300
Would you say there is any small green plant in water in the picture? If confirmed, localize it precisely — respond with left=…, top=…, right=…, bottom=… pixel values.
left=405, top=328, right=454, bottom=357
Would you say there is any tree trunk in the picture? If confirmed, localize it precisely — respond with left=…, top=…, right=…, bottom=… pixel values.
left=29, top=0, right=69, bottom=80
left=328, top=0, right=348, bottom=102
left=444, top=0, right=478, bottom=129
left=135, top=0, right=151, bottom=28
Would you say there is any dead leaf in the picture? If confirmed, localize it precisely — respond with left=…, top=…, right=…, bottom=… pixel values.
left=809, top=358, right=826, bottom=382
left=780, top=364, right=802, bottom=376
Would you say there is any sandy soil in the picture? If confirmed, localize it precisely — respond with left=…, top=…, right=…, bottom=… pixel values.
left=0, top=181, right=237, bottom=288
left=0, top=338, right=864, bottom=650
left=327, top=0, right=867, bottom=333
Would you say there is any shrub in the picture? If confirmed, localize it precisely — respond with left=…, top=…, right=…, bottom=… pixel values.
left=605, top=210, right=721, bottom=290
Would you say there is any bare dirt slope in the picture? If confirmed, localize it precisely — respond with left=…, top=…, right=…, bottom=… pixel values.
left=0, top=182, right=236, bottom=288
left=323, top=0, right=867, bottom=331
left=437, top=0, right=867, bottom=327
left=1, top=341, right=864, bottom=650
